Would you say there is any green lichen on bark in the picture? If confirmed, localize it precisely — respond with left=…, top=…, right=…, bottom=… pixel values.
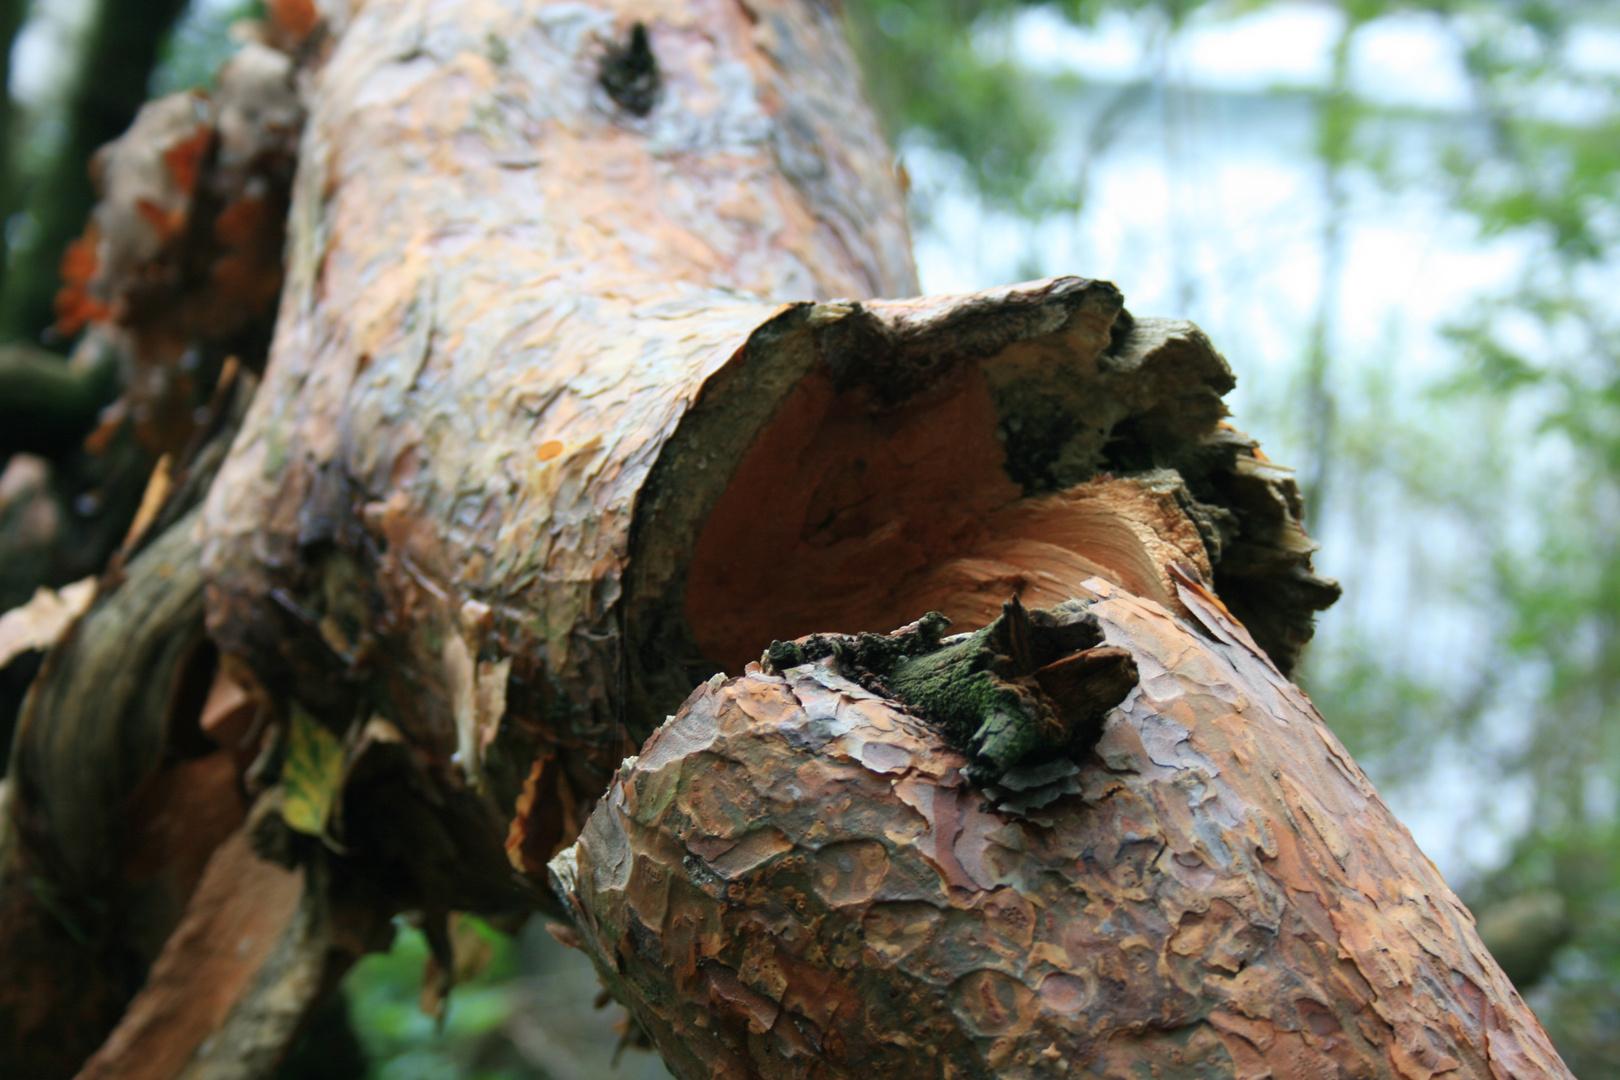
left=765, top=598, right=1138, bottom=785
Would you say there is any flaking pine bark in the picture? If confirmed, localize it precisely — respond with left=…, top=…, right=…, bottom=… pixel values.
left=0, top=0, right=1570, bottom=1077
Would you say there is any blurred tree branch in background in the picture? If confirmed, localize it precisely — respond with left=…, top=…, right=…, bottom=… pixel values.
left=0, top=0, right=189, bottom=346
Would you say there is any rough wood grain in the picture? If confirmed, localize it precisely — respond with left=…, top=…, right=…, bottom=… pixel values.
left=191, top=0, right=1338, bottom=912
left=0, top=507, right=215, bottom=1076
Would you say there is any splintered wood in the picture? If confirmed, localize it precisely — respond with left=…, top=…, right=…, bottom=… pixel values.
left=684, top=361, right=1215, bottom=675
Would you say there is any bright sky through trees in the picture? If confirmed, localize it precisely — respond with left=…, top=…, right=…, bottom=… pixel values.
left=903, top=1, right=1620, bottom=882
left=1011, top=1, right=1620, bottom=115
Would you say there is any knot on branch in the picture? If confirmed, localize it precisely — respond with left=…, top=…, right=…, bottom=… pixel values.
left=600, top=23, right=660, bottom=117
left=765, top=597, right=1138, bottom=789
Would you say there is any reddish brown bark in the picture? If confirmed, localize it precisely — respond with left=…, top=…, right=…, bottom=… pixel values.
left=555, top=576, right=1571, bottom=1079
left=198, top=0, right=919, bottom=851
left=75, top=833, right=303, bottom=1080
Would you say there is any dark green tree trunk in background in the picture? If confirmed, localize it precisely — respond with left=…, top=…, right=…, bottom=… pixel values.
left=0, top=0, right=30, bottom=244
left=0, top=0, right=188, bottom=346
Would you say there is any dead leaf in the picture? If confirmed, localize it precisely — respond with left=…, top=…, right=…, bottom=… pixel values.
left=505, top=757, right=549, bottom=873
left=476, top=656, right=511, bottom=751
left=0, top=578, right=97, bottom=667
left=199, top=665, right=258, bottom=752
left=54, top=229, right=111, bottom=336
left=446, top=635, right=511, bottom=788
left=135, top=197, right=187, bottom=244
left=121, top=454, right=175, bottom=554
left=161, top=127, right=213, bottom=196
left=268, top=0, right=319, bottom=44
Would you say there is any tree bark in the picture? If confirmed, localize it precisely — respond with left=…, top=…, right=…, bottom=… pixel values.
left=0, top=0, right=1571, bottom=1077
left=554, top=576, right=1569, bottom=1078
left=0, top=21, right=308, bottom=1074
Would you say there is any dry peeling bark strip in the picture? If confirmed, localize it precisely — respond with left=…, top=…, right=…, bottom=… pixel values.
left=72, top=833, right=305, bottom=1080
left=554, top=577, right=1571, bottom=1080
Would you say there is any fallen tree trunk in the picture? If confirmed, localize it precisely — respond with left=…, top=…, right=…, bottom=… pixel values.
left=0, top=0, right=1571, bottom=1076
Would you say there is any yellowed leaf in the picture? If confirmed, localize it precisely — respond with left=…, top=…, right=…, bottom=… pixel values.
left=281, top=704, right=345, bottom=835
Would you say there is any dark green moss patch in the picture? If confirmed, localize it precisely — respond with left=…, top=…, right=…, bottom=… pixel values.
left=766, top=599, right=1138, bottom=787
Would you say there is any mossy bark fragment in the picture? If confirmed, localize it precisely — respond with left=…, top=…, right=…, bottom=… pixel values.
left=766, top=598, right=1138, bottom=786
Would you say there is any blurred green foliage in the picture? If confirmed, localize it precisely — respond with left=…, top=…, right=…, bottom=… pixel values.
left=344, top=918, right=523, bottom=1080
left=151, top=0, right=266, bottom=96
left=342, top=917, right=678, bottom=1080
left=1427, top=6, right=1620, bottom=1068
left=847, top=0, right=1057, bottom=210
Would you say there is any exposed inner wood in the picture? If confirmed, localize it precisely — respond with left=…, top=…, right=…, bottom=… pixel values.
left=686, top=361, right=1209, bottom=675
